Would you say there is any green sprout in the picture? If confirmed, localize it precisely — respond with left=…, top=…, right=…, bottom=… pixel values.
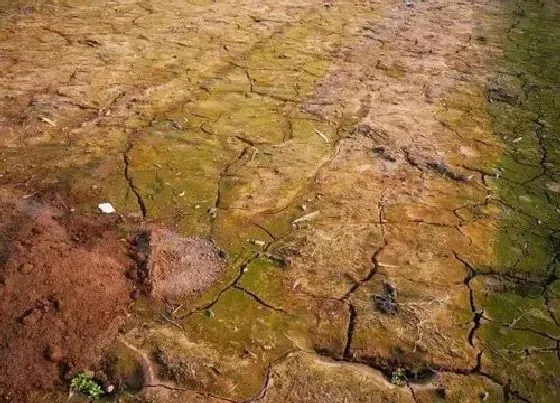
left=70, top=372, right=104, bottom=400
left=391, top=368, right=407, bottom=387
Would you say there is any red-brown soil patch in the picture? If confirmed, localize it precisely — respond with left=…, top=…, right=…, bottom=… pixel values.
left=0, top=194, right=136, bottom=402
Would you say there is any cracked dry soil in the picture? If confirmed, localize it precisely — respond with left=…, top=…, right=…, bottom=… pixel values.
left=1, top=0, right=560, bottom=402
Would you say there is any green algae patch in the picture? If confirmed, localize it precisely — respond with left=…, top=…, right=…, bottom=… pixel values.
left=210, top=212, right=275, bottom=259
left=479, top=0, right=560, bottom=280
left=490, top=177, right=560, bottom=229
left=494, top=223, right=554, bottom=277
left=478, top=322, right=560, bottom=402
left=438, top=0, right=560, bottom=279
left=238, top=257, right=289, bottom=307
left=471, top=276, right=559, bottom=338
left=487, top=0, right=560, bottom=255
left=127, top=127, right=228, bottom=235
left=182, top=288, right=301, bottom=351
left=496, top=153, right=542, bottom=185
left=472, top=1, right=560, bottom=400
left=171, top=288, right=306, bottom=400
left=238, top=257, right=350, bottom=357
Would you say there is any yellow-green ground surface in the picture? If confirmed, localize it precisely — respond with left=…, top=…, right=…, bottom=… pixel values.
left=1, top=0, right=559, bottom=402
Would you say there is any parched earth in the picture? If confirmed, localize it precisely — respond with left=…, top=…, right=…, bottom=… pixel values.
left=0, top=0, right=559, bottom=402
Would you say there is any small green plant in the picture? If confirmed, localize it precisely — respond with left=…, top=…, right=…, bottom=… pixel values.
left=391, top=368, right=407, bottom=387
left=70, top=372, right=104, bottom=400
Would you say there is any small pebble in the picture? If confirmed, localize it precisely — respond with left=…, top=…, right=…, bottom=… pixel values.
left=44, top=344, right=64, bottom=363
left=20, top=263, right=34, bottom=275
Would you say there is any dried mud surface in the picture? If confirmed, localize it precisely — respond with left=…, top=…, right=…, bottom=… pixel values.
left=1, top=0, right=559, bottom=402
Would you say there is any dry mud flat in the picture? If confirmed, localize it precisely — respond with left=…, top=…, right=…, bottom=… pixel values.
left=1, top=0, right=560, bottom=402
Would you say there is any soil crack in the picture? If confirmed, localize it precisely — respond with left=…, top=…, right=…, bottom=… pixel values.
left=124, top=142, right=147, bottom=219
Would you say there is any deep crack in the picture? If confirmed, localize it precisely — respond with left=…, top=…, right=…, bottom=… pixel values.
left=342, top=304, right=357, bottom=359
left=124, top=143, right=147, bottom=219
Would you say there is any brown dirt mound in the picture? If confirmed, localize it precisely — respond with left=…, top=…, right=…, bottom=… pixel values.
left=147, top=228, right=227, bottom=300
left=0, top=194, right=137, bottom=402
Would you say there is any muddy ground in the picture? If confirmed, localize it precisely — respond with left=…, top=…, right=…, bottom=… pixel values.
left=0, top=0, right=559, bottom=402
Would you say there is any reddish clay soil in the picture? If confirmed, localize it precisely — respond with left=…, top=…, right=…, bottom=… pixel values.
left=0, top=193, right=136, bottom=402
